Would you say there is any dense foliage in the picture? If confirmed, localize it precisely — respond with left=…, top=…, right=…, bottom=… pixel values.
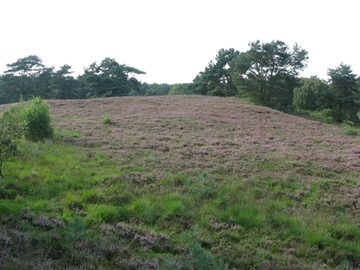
left=0, top=56, right=148, bottom=103
left=0, top=97, right=53, bottom=176
left=293, top=76, right=329, bottom=111
left=78, top=58, right=145, bottom=98
left=230, top=40, right=308, bottom=111
left=140, top=83, right=173, bottom=96
left=0, top=105, right=23, bottom=176
left=22, top=97, right=54, bottom=142
left=168, top=83, right=191, bottom=95
left=324, top=63, right=360, bottom=124
left=189, top=41, right=359, bottom=121
left=51, top=64, right=78, bottom=99
left=190, top=48, right=240, bottom=96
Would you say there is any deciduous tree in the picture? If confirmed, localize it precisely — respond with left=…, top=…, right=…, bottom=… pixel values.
left=168, top=83, right=190, bottom=95
left=293, top=76, right=329, bottom=111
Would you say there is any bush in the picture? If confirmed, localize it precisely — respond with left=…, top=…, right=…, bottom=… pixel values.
left=297, top=108, right=335, bottom=124
left=293, top=76, right=328, bottom=111
left=22, top=97, right=53, bottom=142
left=168, top=84, right=190, bottom=96
left=293, top=85, right=317, bottom=110
left=342, top=123, right=359, bottom=136
left=0, top=104, right=24, bottom=176
left=102, top=115, right=113, bottom=125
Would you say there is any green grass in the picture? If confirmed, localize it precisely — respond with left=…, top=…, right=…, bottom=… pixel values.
left=2, top=137, right=360, bottom=269
left=342, top=123, right=360, bottom=136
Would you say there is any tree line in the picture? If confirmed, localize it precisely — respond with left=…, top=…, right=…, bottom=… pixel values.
left=1, top=40, right=360, bottom=124
left=0, top=56, right=173, bottom=103
left=189, top=40, right=360, bottom=124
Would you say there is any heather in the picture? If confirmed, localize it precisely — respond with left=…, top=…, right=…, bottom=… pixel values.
left=0, top=96, right=360, bottom=269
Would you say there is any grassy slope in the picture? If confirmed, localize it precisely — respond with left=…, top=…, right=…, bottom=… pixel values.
left=1, top=96, right=360, bottom=269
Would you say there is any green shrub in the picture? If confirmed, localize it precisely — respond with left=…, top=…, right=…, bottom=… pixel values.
left=102, top=115, right=113, bottom=125
left=344, top=129, right=358, bottom=136
left=168, top=84, right=190, bottom=95
left=298, top=108, right=335, bottom=124
left=0, top=104, right=24, bottom=176
left=22, top=97, right=53, bottom=142
left=342, top=123, right=359, bottom=136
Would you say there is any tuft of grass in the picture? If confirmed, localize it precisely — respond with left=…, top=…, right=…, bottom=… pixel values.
left=85, top=204, right=122, bottom=225
left=63, top=192, right=83, bottom=210
left=222, top=204, right=266, bottom=229
left=128, top=195, right=159, bottom=225
left=81, top=189, right=102, bottom=204
left=186, top=172, right=218, bottom=201
left=0, top=200, right=23, bottom=217
left=72, top=131, right=80, bottom=138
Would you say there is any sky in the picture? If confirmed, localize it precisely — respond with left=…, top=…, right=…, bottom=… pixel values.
left=0, top=0, right=359, bottom=84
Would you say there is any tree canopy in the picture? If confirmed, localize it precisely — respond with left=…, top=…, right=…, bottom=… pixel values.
left=0, top=56, right=79, bottom=103
left=78, top=58, right=145, bottom=98
left=168, top=83, right=191, bottom=95
left=2, top=55, right=47, bottom=101
left=231, top=40, right=308, bottom=111
left=51, top=65, right=78, bottom=99
left=191, top=48, right=240, bottom=96
left=0, top=55, right=148, bottom=104
left=321, top=63, right=360, bottom=123
left=293, top=76, right=329, bottom=111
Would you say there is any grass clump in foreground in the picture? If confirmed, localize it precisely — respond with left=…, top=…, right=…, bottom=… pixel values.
left=1, top=96, right=360, bottom=269
left=102, top=114, right=114, bottom=125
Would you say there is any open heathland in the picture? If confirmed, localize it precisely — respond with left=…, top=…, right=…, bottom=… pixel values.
left=1, top=96, right=360, bottom=269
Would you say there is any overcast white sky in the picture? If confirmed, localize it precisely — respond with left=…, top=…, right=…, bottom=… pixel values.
left=0, top=0, right=359, bottom=84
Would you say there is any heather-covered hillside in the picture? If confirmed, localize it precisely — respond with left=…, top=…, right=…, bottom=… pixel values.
left=1, top=96, right=360, bottom=269
left=50, top=96, right=360, bottom=178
